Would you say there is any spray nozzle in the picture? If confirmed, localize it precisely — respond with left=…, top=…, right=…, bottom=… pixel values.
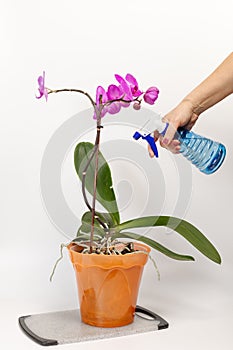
left=133, top=121, right=169, bottom=158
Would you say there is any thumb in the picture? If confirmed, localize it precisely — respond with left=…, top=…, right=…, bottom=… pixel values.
left=161, top=122, right=178, bottom=146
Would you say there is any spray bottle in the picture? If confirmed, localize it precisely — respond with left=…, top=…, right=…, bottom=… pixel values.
left=133, top=119, right=226, bottom=174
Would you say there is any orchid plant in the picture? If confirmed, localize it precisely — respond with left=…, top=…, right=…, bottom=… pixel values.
left=36, top=72, right=221, bottom=268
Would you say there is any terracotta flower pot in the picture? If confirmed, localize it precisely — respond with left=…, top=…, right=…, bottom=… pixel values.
left=68, top=242, right=150, bottom=328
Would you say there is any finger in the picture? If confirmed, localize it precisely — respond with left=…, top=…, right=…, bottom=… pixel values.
left=153, top=130, right=160, bottom=141
left=185, top=121, right=196, bottom=130
left=160, top=139, right=180, bottom=154
left=171, top=139, right=180, bottom=146
left=174, top=145, right=181, bottom=153
left=148, top=144, right=155, bottom=157
left=185, top=113, right=198, bottom=130
left=161, top=122, right=178, bottom=146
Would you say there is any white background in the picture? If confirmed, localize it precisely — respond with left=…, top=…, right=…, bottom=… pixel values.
left=1, top=1, right=233, bottom=349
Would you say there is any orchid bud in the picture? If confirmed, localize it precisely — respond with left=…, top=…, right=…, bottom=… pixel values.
left=143, top=87, right=159, bottom=105
left=133, top=102, right=141, bottom=110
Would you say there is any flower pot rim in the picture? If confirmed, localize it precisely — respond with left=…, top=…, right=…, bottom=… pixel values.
left=67, top=242, right=150, bottom=269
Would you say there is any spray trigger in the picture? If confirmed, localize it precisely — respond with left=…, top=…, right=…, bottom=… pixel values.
left=133, top=131, right=159, bottom=157
left=133, top=122, right=168, bottom=158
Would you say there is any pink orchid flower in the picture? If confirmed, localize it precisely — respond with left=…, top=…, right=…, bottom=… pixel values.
left=125, top=73, right=143, bottom=98
left=36, top=71, right=48, bottom=101
left=107, top=84, right=122, bottom=100
left=93, top=86, right=109, bottom=119
left=114, top=74, right=132, bottom=101
left=106, top=84, right=122, bottom=114
left=143, top=87, right=159, bottom=105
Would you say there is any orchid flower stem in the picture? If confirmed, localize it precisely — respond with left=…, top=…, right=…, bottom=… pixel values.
left=48, top=88, right=96, bottom=108
left=89, top=109, right=105, bottom=252
left=104, top=97, right=139, bottom=106
left=90, top=125, right=101, bottom=253
left=81, top=129, right=107, bottom=232
left=81, top=145, right=97, bottom=211
left=80, top=105, right=108, bottom=253
left=49, top=88, right=107, bottom=238
left=103, top=97, right=141, bottom=106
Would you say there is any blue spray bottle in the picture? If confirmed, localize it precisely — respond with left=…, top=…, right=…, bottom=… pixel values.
left=133, top=119, right=226, bottom=174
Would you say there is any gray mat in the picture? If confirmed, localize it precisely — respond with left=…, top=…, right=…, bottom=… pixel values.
left=19, top=306, right=168, bottom=346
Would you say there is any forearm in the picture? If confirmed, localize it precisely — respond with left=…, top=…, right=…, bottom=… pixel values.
left=183, top=52, right=233, bottom=115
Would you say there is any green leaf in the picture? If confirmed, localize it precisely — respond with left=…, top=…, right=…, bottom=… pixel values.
left=117, top=231, right=195, bottom=261
left=74, top=142, right=120, bottom=225
left=116, top=216, right=221, bottom=264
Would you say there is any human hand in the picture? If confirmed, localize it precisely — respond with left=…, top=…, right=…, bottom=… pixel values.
left=148, top=99, right=199, bottom=157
